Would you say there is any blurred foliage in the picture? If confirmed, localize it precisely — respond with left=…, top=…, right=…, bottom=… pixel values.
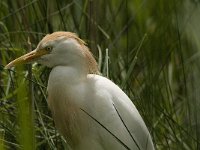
left=0, top=0, right=200, bottom=149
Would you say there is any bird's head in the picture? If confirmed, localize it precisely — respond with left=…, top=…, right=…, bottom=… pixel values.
left=5, top=31, right=99, bottom=74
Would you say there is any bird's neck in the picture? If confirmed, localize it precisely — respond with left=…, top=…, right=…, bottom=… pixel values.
left=48, top=65, right=87, bottom=85
left=47, top=65, right=87, bottom=112
left=47, top=65, right=88, bottom=142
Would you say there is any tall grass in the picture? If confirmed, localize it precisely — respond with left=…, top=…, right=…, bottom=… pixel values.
left=0, top=0, right=200, bottom=149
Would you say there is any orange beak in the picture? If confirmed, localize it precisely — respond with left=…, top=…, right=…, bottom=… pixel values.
left=5, top=49, right=48, bottom=69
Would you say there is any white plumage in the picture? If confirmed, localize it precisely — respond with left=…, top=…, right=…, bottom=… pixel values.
left=5, top=31, right=154, bottom=150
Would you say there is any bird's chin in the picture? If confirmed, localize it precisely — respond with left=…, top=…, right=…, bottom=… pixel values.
left=37, top=58, right=53, bottom=68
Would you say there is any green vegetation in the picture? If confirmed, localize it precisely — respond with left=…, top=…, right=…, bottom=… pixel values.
left=0, top=0, right=200, bottom=149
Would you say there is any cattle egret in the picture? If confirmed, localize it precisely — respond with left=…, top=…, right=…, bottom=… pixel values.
left=5, top=31, right=154, bottom=150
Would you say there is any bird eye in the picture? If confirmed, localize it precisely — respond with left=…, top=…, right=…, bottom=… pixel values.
left=46, top=46, right=52, bottom=52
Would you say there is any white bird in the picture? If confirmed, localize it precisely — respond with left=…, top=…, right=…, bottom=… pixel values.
left=5, top=31, right=154, bottom=150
